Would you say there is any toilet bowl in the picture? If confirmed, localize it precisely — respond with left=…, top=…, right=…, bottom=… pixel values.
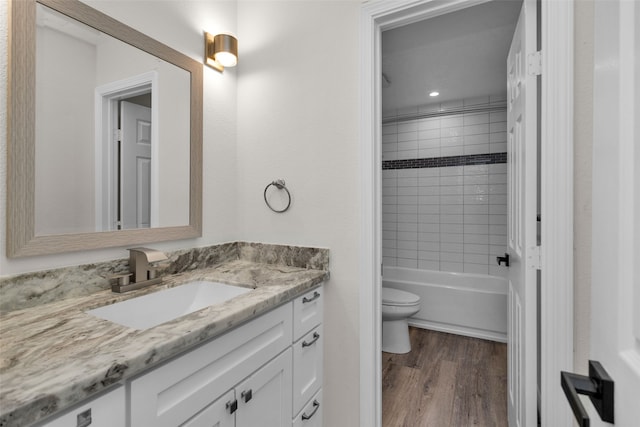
left=381, top=287, right=421, bottom=354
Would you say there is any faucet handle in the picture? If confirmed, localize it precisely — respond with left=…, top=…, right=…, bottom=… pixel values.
left=128, top=247, right=168, bottom=262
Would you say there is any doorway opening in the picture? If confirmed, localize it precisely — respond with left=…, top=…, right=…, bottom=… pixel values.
left=95, top=72, right=159, bottom=232
left=360, top=0, right=575, bottom=426
left=379, top=2, right=520, bottom=424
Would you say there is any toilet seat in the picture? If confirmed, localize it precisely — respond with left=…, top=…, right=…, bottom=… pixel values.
left=382, top=287, right=420, bottom=306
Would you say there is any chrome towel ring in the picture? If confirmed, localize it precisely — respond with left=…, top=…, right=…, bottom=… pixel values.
left=264, top=179, right=291, bottom=213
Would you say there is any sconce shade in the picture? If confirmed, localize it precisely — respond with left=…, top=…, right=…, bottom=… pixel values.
left=205, top=32, right=238, bottom=72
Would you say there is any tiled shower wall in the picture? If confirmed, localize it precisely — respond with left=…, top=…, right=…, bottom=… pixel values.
left=382, top=95, right=508, bottom=277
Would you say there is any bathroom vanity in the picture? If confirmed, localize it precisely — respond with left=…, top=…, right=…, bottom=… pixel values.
left=33, top=287, right=323, bottom=427
left=0, top=244, right=328, bottom=427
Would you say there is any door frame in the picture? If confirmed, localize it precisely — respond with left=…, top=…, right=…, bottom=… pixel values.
left=94, top=71, right=159, bottom=231
left=358, top=0, right=575, bottom=425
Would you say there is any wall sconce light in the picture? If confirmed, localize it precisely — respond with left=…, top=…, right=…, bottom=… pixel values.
left=205, top=32, right=238, bottom=73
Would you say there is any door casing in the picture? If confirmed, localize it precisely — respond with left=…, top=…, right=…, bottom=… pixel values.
left=359, top=0, right=575, bottom=426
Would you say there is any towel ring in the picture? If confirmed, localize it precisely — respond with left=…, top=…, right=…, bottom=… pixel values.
left=264, top=179, right=291, bottom=213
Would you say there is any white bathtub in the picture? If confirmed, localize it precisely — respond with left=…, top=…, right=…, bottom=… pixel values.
left=382, top=266, right=508, bottom=342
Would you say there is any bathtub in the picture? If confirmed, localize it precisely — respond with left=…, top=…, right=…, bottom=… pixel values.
left=382, top=266, right=508, bottom=342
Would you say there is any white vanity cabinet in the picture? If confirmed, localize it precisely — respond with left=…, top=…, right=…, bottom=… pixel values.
left=130, top=285, right=323, bottom=427
left=182, top=349, right=292, bottom=427
left=35, top=386, right=125, bottom=427
left=130, top=303, right=292, bottom=426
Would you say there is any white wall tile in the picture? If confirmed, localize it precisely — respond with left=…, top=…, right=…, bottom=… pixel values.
left=464, top=263, right=489, bottom=274
left=440, top=175, right=464, bottom=185
left=418, top=117, right=441, bottom=130
left=419, top=204, right=440, bottom=214
left=397, top=258, right=418, bottom=268
left=419, top=251, right=440, bottom=261
left=381, top=97, right=507, bottom=276
left=440, top=233, right=464, bottom=243
left=419, top=260, right=440, bottom=270
left=464, top=253, right=488, bottom=265
left=419, top=232, right=440, bottom=242
left=440, top=214, right=463, bottom=224
left=441, top=242, right=463, bottom=253
left=464, top=234, right=489, bottom=244
left=441, top=252, right=463, bottom=262
left=464, top=133, right=490, bottom=145
left=440, top=262, right=464, bottom=273
left=419, top=241, right=440, bottom=251
left=440, top=204, right=463, bottom=214
left=441, top=146, right=464, bottom=157
left=464, top=243, right=488, bottom=254
left=397, top=249, right=417, bottom=259
left=464, top=144, right=490, bottom=155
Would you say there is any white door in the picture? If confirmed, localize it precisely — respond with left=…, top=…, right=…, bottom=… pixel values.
left=120, top=100, right=152, bottom=229
left=506, top=0, right=537, bottom=425
left=589, top=0, right=640, bottom=425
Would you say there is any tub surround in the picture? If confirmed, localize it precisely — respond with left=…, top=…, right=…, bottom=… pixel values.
left=0, top=243, right=329, bottom=427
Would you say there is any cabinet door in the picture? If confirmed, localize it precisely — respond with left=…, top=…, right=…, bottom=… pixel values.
left=236, top=349, right=292, bottom=427
left=131, top=304, right=292, bottom=426
left=181, top=390, right=235, bottom=427
left=36, top=386, right=125, bottom=427
left=292, top=390, right=322, bottom=427
left=293, top=287, right=323, bottom=341
left=292, top=325, right=323, bottom=416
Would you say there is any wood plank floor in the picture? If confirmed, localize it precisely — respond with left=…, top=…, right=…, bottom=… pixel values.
left=382, top=327, right=507, bottom=427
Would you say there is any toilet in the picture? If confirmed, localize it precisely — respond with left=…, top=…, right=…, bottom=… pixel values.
left=381, top=287, right=421, bottom=354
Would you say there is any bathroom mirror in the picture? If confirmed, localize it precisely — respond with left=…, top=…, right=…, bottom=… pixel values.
left=7, top=0, right=203, bottom=257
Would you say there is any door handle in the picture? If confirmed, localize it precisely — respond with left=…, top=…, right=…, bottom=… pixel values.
left=561, top=360, right=614, bottom=427
left=496, top=253, right=510, bottom=267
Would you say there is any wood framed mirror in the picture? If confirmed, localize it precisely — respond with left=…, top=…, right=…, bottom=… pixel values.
left=7, top=0, right=203, bottom=257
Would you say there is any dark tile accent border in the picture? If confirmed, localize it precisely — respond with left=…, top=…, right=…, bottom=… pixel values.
left=382, top=152, right=507, bottom=170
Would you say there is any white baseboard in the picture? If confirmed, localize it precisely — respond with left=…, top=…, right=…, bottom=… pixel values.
left=408, top=319, right=507, bottom=343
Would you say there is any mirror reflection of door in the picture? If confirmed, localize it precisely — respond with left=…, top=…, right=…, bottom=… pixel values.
left=119, top=96, right=152, bottom=230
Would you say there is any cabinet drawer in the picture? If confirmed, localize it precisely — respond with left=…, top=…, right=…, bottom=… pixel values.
left=293, top=287, right=323, bottom=340
left=292, top=325, right=323, bottom=415
left=130, top=303, right=292, bottom=427
left=293, top=390, right=323, bottom=427
left=35, top=386, right=125, bottom=427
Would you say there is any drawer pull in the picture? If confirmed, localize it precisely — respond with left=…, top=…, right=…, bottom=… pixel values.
left=302, top=332, right=320, bottom=348
left=226, top=399, right=238, bottom=414
left=301, top=400, right=320, bottom=421
left=241, top=389, right=253, bottom=403
left=77, top=409, right=92, bottom=427
left=302, top=291, right=321, bottom=304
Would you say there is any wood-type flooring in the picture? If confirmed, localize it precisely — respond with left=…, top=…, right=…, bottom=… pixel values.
left=382, top=327, right=507, bottom=427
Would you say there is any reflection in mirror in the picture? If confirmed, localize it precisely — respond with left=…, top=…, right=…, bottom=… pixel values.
left=34, top=3, right=190, bottom=235
left=7, top=0, right=202, bottom=257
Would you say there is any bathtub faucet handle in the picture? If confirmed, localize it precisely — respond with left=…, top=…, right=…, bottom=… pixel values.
left=497, top=253, right=510, bottom=267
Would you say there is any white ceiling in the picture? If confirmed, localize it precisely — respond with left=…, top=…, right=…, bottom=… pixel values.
left=382, top=0, right=523, bottom=113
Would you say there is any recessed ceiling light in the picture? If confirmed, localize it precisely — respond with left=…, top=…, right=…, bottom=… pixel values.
left=429, top=91, right=440, bottom=97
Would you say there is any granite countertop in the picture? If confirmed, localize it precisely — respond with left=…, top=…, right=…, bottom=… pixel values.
left=0, top=259, right=328, bottom=427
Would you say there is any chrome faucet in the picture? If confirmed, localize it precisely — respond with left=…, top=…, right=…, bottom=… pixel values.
left=110, top=247, right=169, bottom=293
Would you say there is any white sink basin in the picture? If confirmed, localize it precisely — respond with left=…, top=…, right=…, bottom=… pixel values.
left=87, top=281, right=251, bottom=330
